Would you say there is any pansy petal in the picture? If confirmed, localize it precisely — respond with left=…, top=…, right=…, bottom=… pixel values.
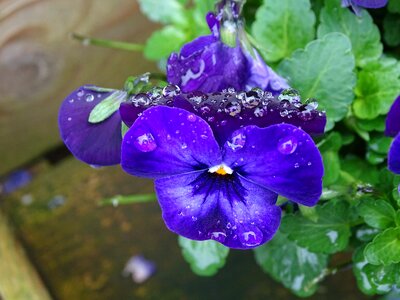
left=352, top=0, right=388, bottom=8
left=389, top=134, right=400, bottom=174
left=223, top=124, right=323, bottom=206
left=155, top=171, right=281, bottom=249
left=58, top=86, right=122, bottom=166
left=385, top=95, right=400, bottom=137
left=121, top=106, right=222, bottom=178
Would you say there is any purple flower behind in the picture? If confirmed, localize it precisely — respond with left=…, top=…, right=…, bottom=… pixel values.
left=341, top=0, right=388, bottom=14
left=386, top=95, right=400, bottom=173
left=166, top=13, right=288, bottom=94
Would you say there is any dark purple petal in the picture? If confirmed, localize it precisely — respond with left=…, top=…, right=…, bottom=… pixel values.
left=121, top=106, right=222, bottom=178
left=166, top=14, right=288, bottom=95
left=58, top=86, right=122, bottom=166
left=388, top=134, right=400, bottom=174
left=223, top=124, right=324, bottom=206
left=173, top=89, right=326, bottom=145
left=351, top=0, right=388, bottom=8
left=385, top=95, right=400, bottom=137
left=155, top=171, right=281, bottom=249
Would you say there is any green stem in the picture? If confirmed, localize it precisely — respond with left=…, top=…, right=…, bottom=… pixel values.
left=71, top=33, right=145, bottom=52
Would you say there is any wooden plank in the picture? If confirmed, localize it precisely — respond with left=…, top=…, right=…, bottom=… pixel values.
left=1, top=158, right=370, bottom=300
left=0, top=0, right=158, bottom=175
left=0, top=212, right=52, bottom=300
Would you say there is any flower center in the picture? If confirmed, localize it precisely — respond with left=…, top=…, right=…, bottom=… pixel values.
left=208, top=164, right=233, bottom=176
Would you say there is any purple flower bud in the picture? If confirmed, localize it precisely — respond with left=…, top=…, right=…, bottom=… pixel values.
left=166, top=12, right=288, bottom=95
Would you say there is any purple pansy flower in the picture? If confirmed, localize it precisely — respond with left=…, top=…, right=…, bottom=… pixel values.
left=118, top=87, right=325, bottom=249
left=386, top=95, right=400, bottom=174
left=341, top=0, right=388, bottom=14
left=166, top=11, right=288, bottom=94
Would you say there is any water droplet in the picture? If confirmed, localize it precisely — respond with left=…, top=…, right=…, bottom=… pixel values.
left=149, top=87, right=163, bottom=101
left=226, top=222, right=232, bottom=229
left=225, top=101, right=242, bottom=117
left=134, top=133, right=157, bottom=152
left=238, top=91, right=260, bottom=109
left=85, top=94, right=94, bottom=102
left=278, top=88, right=301, bottom=104
left=188, top=91, right=206, bottom=105
left=278, top=136, right=298, bottom=155
left=280, top=100, right=290, bottom=109
left=280, top=109, right=289, bottom=117
left=191, top=216, right=197, bottom=221
left=307, top=161, right=312, bottom=166
left=298, top=110, right=314, bottom=121
left=131, top=93, right=150, bottom=107
left=67, top=117, right=72, bottom=121
left=228, top=132, right=246, bottom=152
left=305, top=98, right=318, bottom=110
left=210, top=231, right=227, bottom=243
left=207, top=116, right=215, bottom=123
left=69, top=99, right=75, bottom=103
left=240, top=230, right=263, bottom=247
left=294, top=163, right=300, bottom=168
left=187, top=114, right=196, bottom=122
left=181, top=143, right=188, bottom=150
left=200, top=134, right=208, bottom=140
left=77, top=90, right=85, bottom=97
left=200, top=105, right=211, bottom=115
left=162, top=84, right=181, bottom=97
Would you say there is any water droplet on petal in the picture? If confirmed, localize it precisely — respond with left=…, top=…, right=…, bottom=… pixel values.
left=134, top=133, right=157, bottom=152
left=187, top=114, right=196, bottom=122
left=240, top=230, right=263, bottom=247
left=278, top=136, right=298, bottom=155
left=131, top=93, right=150, bottom=107
left=181, top=143, right=188, bottom=150
left=69, top=98, right=75, bottom=103
left=86, top=94, right=94, bottom=102
left=254, top=107, right=267, bottom=117
left=225, top=101, right=242, bottom=117
left=162, top=84, right=181, bottom=97
left=294, top=163, right=300, bottom=168
left=298, top=110, right=314, bottom=121
left=77, top=90, right=85, bottom=97
left=211, top=231, right=227, bottom=243
left=228, top=132, right=246, bottom=151
left=200, top=104, right=211, bottom=115
left=238, top=91, right=260, bottom=109
left=305, top=98, right=318, bottom=110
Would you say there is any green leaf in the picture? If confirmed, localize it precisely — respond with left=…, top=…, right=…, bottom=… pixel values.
left=384, top=13, right=400, bottom=47
left=138, top=0, right=188, bottom=26
left=317, top=0, right=382, bottom=67
left=356, top=116, right=386, bottom=133
left=388, top=0, right=400, bottom=13
left=353, top=246, right=399, bottom=295
left=355, top=226, right=380, bottom=242
left=357, top=198, right=396, bottom=229
left=192, top=0, right=215, bottom=34
left=88, top=91, right=126, bottom=124
left=252, top=0, right=316, bottom=62
left=322, top=151, right=341, bottom=186
left=121, top=123, right=129, bottom=138
left=364, top=227, right=400, bottom=265
left=341, top=156, right=380, bottom=185
left=254, top=231, right=328, bottom=297
left=353, top=57, right=400, bottom=120
left=99, top=194, right=157, bottom=206
left=144, top=26, right=187, bottom=60
left=178, top=236, right=229, bottom=276
left=278, top=33, right=356, bottom=130
left=368, top=135, right=392, bottom=155
left=366, top=150, right=386, bottom=165
left=280, top=200, right=352, bottom=254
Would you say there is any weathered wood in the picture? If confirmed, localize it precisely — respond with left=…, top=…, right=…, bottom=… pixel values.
left=1, top=158, right=370, bottom=300
left=0, top=212, right=51, bottom=300
left=0, top=0, right=158, bottom=175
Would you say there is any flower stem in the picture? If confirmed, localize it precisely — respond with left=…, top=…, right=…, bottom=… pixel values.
left=71, top=33, right=145, bottom=52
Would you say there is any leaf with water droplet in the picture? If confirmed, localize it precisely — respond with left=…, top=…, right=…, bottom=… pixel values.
left=88, top=91, right=126, bottom=124
left=254, top=231, right=328, bottom=297
left=178, top=236, right=229, bottom=276
left=364, top=228, right=400, bottom=266
left=280, top=200, right=352, bottom=254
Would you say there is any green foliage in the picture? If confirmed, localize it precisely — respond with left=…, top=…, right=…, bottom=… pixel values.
left=353, top=247, right=399, bottom=295
left=278, top=33, right=356, bottom=130
left=100, top=194, right=157, bottom=206
left=251, top=0, right=316, bottom=62
left=353, top=57, right=400, bottom=120
left=388, top=0, right=400, bottom=13
left=384, top=14, right=400, bottom=47
left=317, top=0, right=382, bottom=67
left=280, top=201, right=352, bottom=254
left=357, top=198, right=396, bottom=229
left=365, top=228, right=400, bottom=265
left=144, top=26, right=187, bottom=60
left=138, top=0, right=188, bottom=25
left=254, top=231, right=328, bottom=297
left=178, top=237, right=229, bottom=276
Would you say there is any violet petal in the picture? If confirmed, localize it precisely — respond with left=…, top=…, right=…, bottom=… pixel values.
left=58, top=86, right=123, bottom=166
left=385, top=95, right=400, bottom=137
left=155, top=171, right=281, bottom=249
left=121, top=106, right=222, bottom=178
left=388, top=134, right=400, bottom=174
left=223, top=124, right=324, bottom=206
